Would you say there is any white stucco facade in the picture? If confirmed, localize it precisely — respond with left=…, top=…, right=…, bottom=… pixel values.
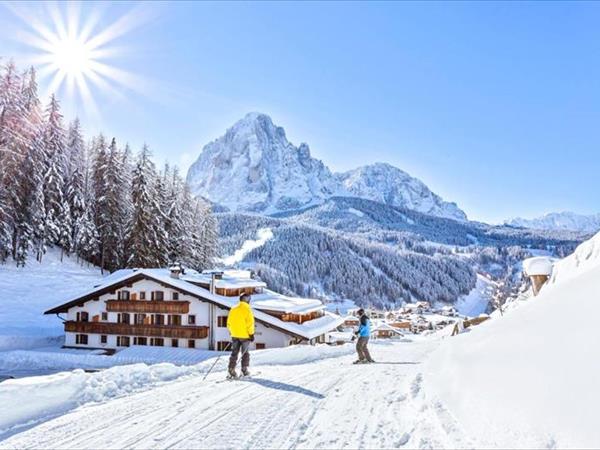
left=62, top=277, right=310, bottom=353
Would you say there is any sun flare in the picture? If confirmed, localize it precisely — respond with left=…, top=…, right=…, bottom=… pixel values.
left=51, top=37, right=94, bottom=77
left=7, top=2, right=154, bottom=117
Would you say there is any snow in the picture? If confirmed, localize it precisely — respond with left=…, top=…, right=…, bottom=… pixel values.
left=186, top=113, right=467, bottom=220
left=346, top=207, right=365, bottom=217
left=0, top=249, right=103, bottom=347
left=0, top=343, right=357, bottom=441
left=186, top=113, right=344, bottom=214
left=337, top=162, right=467, bottom=221
left=522, top=256, right=554, bottom=276
left=251, top=291, right=324, bottom=314
left=454, top=274, right=496, bottom=317
left=425, top=232, right=600, bottom=448
left=218, top=228, right=274, bottom=266
left=0, top=339, right=475, bottom=449
left=506, top=211, right=600, bottom=233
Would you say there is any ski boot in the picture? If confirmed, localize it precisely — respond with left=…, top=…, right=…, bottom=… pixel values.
left=241, top=367, right=251, bottom=377
left=352, top=359, right=366, bottom=365
left=227, top=368, right=238, bottom=379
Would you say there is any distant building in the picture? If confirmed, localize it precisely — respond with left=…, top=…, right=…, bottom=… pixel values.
left=45, top=267, right=343, bottom=352
left=523, top=257, right=554, bottom=295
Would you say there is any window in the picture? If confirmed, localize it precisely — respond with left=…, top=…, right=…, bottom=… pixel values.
left=118, top=313, right=130, bottom=324
left=134, top=313, right=146, bottom=325
left=151, top=338, right=164, bottom=347
left=172, top=292, right=179, bottom=300
left=255, top=343, right=266, bottom=350
left=118, top=290, right=130, bottom=300
left=151, top=291, right=164, bottom=301
left=117, top=336, right=130, bottom=347
left=188, top=339, right=196, bottom=348
left=188, top=315, right=196, bottom=325
left=217, top=316, right=228, bottom=327
left=168, top=315, right=182, bottom=326
left=139, top=291, right=146, bottom=300
left=217, top=341, right=230, bottom=351
left=101, top=312, right=108, bottom=321
left=76, top=311, right=89, bottom=322
left=75, top=334, right=88, bottom=345
left=171, top=339, right=178, bottom=348
left=153, top=314, right=165, bottom=325
left=100, top=335, right=107, bottom=344
left=134, top=337, right=147, bottom=346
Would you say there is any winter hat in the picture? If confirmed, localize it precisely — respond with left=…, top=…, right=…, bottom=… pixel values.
left=357, top=308, right=365, bottom=315
left=240, top=294, right=251, bottom=303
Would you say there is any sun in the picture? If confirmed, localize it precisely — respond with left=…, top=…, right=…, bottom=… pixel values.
left=6, top=2, right=155, bottom=117
left=51, top=37, right=94, bottom=78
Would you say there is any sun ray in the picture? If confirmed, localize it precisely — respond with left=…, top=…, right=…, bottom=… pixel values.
left=5, top=1, right=159, bottom=120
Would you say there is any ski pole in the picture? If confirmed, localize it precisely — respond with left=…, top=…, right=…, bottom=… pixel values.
left=202, top=341, right=231, bottom=381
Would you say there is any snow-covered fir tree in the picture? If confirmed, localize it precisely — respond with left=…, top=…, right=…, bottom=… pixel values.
left=0, top=60, right=218, bottom=272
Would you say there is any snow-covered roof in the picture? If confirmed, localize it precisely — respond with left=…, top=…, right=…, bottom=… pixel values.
left=523, top=257, right=554, bottom=277
left=372, top=322, right=404, bottom=335
left=46, top=268, right=341, bottom=341
left=95, top=268, right=267, bottom=290
left=250, top=291, right=324, bottom=314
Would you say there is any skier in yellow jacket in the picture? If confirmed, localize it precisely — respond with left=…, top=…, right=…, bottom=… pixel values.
left=227, top=293, right=255, bottom=378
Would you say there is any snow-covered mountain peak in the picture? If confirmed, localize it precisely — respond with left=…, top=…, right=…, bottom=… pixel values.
left=336, top=162, right=468, bottom=221
left=186, top=113, right=467, bottom=220
left=186, top=113, right=343, bottom=213
left=505, top=211, right=600, bottom=233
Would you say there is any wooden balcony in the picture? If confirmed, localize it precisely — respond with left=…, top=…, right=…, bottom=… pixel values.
left=65, top=321, right=208, bottom=339
left=106, top=300, right=189, bottom=314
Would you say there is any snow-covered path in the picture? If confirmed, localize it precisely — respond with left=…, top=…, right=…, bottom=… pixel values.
left=0, top=340, right=470, bottom=449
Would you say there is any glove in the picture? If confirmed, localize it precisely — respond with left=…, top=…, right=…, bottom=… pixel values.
left=249, top=334, right=255, bottom=342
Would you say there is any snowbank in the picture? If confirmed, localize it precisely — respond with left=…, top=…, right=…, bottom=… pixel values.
left=548, top=231, right=600, bottom=286
left=0, top=249, right=103, bottom=341
left=425, top=234, right=600, bottom=448
left=0, top=343, right=355, bottom=439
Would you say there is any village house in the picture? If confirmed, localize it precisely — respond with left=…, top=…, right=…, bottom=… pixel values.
left=371, top=322, right=404, bottom=339
left=44, top=267, right=344, bottom=352
left=389, top=321, right=412, bottom=333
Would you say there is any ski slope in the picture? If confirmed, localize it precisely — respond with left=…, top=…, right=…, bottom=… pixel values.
left=0, top=339, right=471, bottom=449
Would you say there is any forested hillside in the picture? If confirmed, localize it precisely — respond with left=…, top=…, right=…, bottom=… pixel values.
left=0, top=61, right=217, bottom=272
left=218, top=198, right=583, bottom=308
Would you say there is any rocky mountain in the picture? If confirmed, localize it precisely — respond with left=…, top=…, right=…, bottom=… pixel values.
left=336, top=163, right=467, bottom=221
left=186, top=113, right=467, bottom=220
left=186, top=113, right=343, bottom=214
left=505, top=212, right=600, bottom=234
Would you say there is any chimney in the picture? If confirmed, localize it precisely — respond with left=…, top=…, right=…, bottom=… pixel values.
left=170, top=264, right=182, bottom=279
left=210, top=271, right=224, bottom=294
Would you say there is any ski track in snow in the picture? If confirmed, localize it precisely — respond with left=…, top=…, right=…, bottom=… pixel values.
left=0, top=340, right=471, bottom=449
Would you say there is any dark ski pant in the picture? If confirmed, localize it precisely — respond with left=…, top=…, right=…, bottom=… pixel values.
left=356, top=336, right=372, bottom=361
left=228, top=338, right=250, bottom=370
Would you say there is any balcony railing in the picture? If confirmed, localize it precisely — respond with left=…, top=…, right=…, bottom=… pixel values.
left=65, top=321, right=208, bottom=339
left=106, top=300, right=189, bottom=314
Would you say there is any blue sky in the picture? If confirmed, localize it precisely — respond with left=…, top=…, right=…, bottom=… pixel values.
left=1, top=1, right=599, bottom=223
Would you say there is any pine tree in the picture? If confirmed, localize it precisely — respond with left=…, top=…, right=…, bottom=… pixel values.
left=64, top=119, right=87, bottom=257
left=41, top=94, right=68, bottom=260
left=128, top=144, right=168, bottom=268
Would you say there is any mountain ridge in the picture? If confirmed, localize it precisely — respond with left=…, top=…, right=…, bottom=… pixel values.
left=186, top=112, right=467, bottom=221
left=505, top=211, right=600, bottom=233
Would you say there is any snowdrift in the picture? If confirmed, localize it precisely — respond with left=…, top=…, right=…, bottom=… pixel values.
left=425, top=232, right=600, bottom=448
